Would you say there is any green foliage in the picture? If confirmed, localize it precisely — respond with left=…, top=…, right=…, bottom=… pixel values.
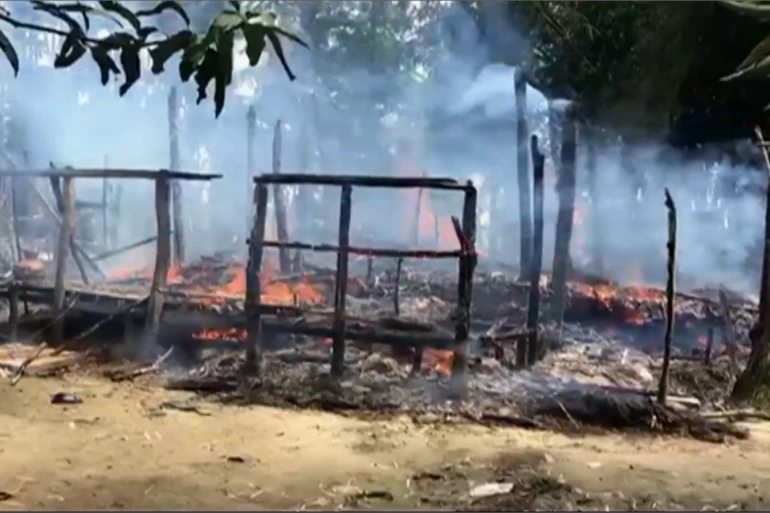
left=722, top=1, right=770, bottom=83
left=0, top=0, right=307, bottom=117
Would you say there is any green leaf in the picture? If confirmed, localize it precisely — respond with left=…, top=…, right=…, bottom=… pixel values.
left=722, top=53, right=770, bottom=81
left=135, top=1, right=191, bottom=27
left=736, top=35, right=770, bottom=72
left=265, top=29, right=297, bottom=81
left=194, top=48, right=218, bottom=104
left=31, top=1, right=84, bottom=34
left=118, top=45, right=141, bottom=96
left=138, top=26, right=159, bottom=40
left=99, top=1, right=142, bottom=33
left=0, top=29, right=19, bottom=76
left=214, top=11, right=244, bottom=31
left=178, top=36, right=207, bottom=82
left=241, top=23, right=266, bottom=66
left=54, top=33, right=87, bottom=68
left=270, top=26, right=309, bottom=49
left=100, top=32, right=137, bottom=50
left=719, top=0, right=770, bottom=18
left=229, top=1, right=242, bottom=12
left=214, top=30, right=235, bottom=117
left=89, top=45, right=120, bottom=85
left=149, top=29, right=195, bottom=74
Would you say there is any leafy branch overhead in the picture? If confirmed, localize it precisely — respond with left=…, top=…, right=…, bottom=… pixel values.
left=720, top=0, right=770, bottom=82
left=0, top=0, right=307, bottom=117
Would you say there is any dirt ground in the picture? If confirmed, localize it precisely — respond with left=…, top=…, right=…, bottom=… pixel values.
left=3, top=374, right=770, bottom=511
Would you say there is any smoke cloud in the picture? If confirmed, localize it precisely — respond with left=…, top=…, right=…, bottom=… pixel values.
left=0, top=1, right=764, bottom=297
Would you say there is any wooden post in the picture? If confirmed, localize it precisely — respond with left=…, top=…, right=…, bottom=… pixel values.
left=245, top=183, right=268, bottom=374
left=393, top=257, right=403, bottom=316
left=168, top=87, right=185, bottom=265
left=246, top=106, right=257, bottom=236
left=9, top=176, right=22, bottom=263
left=450, top=181, right=477, bottom=391
left=49, top=176, right=89, bottom=284
left=514, top=68, right=532, bottom=275
left=525, top=135, right=545, bottom=366
left=753, top=126, right=770, bottom=349
left=551, top=106, right=577, bottom=339
left=52, top=176, right=75, bottom=345
left=657, top=188, right=677, bottom=405
left=330, top=184, right=352, bottom=377
left=272, top=119, right=291, bottom=273
left=414, top=187, right=424, bottom=245
left=8, top=282, right=19, bottom=342
left=144, top=177, right=171, bottom=343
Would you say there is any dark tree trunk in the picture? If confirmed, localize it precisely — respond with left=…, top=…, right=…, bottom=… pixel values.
left=515, top=69, right=532, bottom=275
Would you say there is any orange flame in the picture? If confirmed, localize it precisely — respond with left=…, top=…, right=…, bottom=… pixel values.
left=423, top=349, right=453, bottom=375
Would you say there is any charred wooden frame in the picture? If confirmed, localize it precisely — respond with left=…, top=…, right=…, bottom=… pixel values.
left=0, top=168, right=221, bottom=345
left=247, top=173, right=478, bottom=380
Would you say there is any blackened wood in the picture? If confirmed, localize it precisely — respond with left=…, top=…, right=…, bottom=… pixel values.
left=245, top=184, right=269, bottom=374
left=514, top=68, right=532, bottom=274
left=0, top=168, right=221, bottom=180
left=755, top=125, right=770, bottom=349
left=525, top=135, right=545, bottom=367
left=254, top=173, right=468, bottom=190
left=8, top=282, right=19, bottom=341
left=52, top=176, right=75, bottom=344
left=551, top=107, right=577, bottom=338
left=331, top=184, right=353, bottom=377
left=144, top=178, right=172, bottom=343
left=93, top=235, right=159, bottom=262
left=366, top=256, right=373, bottom=284
left=261, top=240, right=462, bottom=259
left=450, top=181, right=477, bottom=389
left=658, top=188, right=677, bottom=406
left=49, top=176, right=89, bottom=284
left=272, top=119, right=291, bottom=273
left=168, top=87, right=185, bottom=265
left=394, top=257, right=403, bottom=316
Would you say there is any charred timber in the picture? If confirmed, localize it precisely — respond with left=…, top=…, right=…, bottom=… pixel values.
left=253, top=173, right=471, bottom=191
left=525, top=136, right=545, bottom=366
left=331, top=184, right=352, bottom=377
left=0, top=169, right=221, bottom=180
left=245, top=183, right=269, bottom=375
left=261, top=240, right=467, bottom=259
left=52, top=176, right=75, bottom=344
left=50, top=175, right=90, bottom=284
left=144, top=177, right=172, bottom=343
left=657, top=188, right=677, bottom=405
left=450, top=181, right=477, bottom=390
left=551, top=106, right=577, bottom=336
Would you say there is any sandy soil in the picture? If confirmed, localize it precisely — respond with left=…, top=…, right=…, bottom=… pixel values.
left=3, top=374, right=770, bottom=511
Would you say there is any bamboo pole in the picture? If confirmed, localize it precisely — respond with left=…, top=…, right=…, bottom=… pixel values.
left=144, top=177, right=172, bottom=343
left=245, top=184, right=268, bottom=375
left=52, top=176, right=75, bottom=345
left=330, top=184, right=353, bottom=377
left=246, top=106, right=257, bottom=236
left=657, top=188, right=677, bottom=406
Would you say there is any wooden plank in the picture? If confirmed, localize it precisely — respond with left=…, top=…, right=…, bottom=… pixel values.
left=450, top=181, right=477, bottom=389
left=261, top=240, right=463, bottom=258
left=0, top=168, right=222, bottom=180
left=245, top=183, right=269, bottom=375
left=253, top=173, right=470, bottom=191
left=144, top=177, right=172, bottom=342
left=331, top=184, right=352, bottom=377
left=52, top=176, right=75, bottom=344
left=50, top=175, right=90, bottom=284
left=168, top=87, right=185, bottom=265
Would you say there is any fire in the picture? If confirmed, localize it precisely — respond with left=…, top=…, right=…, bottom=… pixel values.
left=423, top=349, right=453, bottom=375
